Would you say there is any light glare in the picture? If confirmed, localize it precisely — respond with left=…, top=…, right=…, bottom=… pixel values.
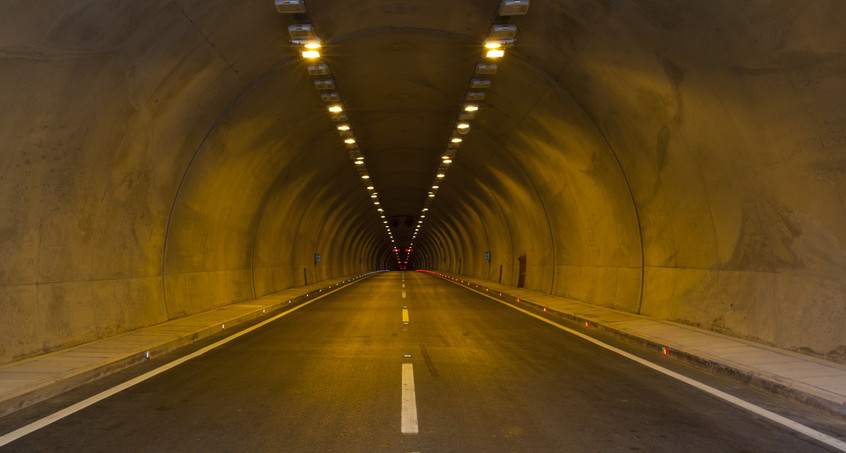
left=302, top=50, right=321, bottom=58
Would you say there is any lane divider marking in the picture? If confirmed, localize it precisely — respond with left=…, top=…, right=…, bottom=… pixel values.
left=403, top=308, right=410, bottom=325
left=441, top=277, right=846, bottom=453
left=401, top=363, right=419, bottom=434
left=402, top=290, right=407, bottom=299
left=0, top=277, right=369, bottom=448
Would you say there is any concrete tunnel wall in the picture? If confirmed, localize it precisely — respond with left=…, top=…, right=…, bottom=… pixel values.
left=1, top=1, right=845, bottom=365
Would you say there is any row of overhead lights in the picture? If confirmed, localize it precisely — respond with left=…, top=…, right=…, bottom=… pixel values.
left=406, top=0, right=530, bottom=259
left=276, top=0, right=398, bottom=249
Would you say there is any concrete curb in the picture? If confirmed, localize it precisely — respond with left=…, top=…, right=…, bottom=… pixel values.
left=0, top=272, right=383, bottom=417
left=422, top=270, right=846, bottom=418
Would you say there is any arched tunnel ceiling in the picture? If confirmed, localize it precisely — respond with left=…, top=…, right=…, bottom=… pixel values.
left=1, top=0, right=846, bottom=365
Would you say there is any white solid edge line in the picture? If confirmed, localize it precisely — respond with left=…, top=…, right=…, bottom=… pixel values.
left=401, top=363, right=419, bottom=434
left=443, top=277, right=846, bottom=453
left=0, top=276, right=370, bottom=448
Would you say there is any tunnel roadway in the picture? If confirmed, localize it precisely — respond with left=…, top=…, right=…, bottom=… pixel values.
left=0, top=272, right=841, bottom=452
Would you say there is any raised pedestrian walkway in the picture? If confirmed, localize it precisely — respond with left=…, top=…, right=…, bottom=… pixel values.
left=420, top=270, right=846, bottom=418
left=0, top=272, right=381, bottom=417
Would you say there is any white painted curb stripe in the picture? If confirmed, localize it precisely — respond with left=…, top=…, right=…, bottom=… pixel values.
left=447, top=278, right=846, bottom=453
left=0, top=278, right=367, bottom=448
left=401, top=363, right=419, bottom=434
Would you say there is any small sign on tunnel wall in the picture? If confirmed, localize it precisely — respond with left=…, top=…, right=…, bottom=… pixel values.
left=314, top=253, right=321, bottom=263
left=484, top=251, right=491, bottom=261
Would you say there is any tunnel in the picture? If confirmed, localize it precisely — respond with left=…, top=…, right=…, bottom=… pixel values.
left=1, top=0, right=846, bottom=373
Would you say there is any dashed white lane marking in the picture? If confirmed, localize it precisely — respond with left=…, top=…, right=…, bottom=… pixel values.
left=401, top=363, right=419, bottom=434
left=462, top=284, right=846, bottom=453
left=0, top=282, right=358, bottom=448
left=403, top=308, right=410, bottom=324
left=402, top=290, right=407, bottom=299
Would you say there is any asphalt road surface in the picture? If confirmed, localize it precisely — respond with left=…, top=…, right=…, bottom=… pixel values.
left=1, top=271, right=843, bottom=452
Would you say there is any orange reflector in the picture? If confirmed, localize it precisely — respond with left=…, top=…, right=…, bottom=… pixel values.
left=585, top=321, right=589, bottom=327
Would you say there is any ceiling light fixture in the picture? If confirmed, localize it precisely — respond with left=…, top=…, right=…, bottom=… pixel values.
left=321, top=92, right=340, bottom=102
left=275, top=0, right=306, bottom=14
left=499, top=0, right=530, bottom=16
left=470, top=78, right=491, bottom=89
left=475, top=63, right=498, bottom=74
left=315, top=78, right=336, bottom=90
left=308, top=63, right=330, bottom=75
left=485, top=48, right=505, bottom=59
left=288, top=24, right=317, bottom=41
left=328, top=105, right=343, bottom=113
left=488, top=24, right=518, bottom=40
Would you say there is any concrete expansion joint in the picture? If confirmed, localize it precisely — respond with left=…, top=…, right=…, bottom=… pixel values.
left=419, top=270, right=846, bottom=418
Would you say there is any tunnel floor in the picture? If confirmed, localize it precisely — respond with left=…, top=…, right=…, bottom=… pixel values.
left=1, top=272, right=845, bottom=451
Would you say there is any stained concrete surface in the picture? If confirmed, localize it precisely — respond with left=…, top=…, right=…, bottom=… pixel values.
left=0, top=0, right=845, bottom=375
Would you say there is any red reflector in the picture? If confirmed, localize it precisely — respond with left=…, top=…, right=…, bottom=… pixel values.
left=498, top=293, right=502, bottom=296
left=662, top=347, right=669, bottom=356
left=543, top=307, right=547, bottom=312
left=585, top=321, right=590, bottom=327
